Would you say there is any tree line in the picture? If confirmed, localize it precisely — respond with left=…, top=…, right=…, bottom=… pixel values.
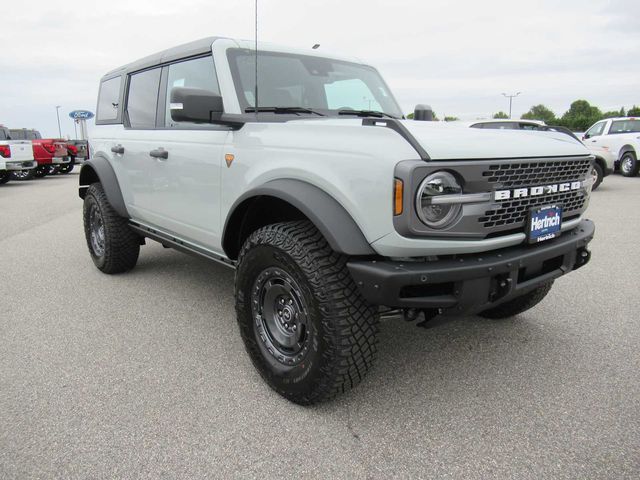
left=506, top=100, right=639, bottom=131
left=407, top=101, right=639, bottom=131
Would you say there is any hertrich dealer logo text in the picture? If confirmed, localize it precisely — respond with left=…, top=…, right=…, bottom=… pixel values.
left=493, top=181, right=583, bottom=201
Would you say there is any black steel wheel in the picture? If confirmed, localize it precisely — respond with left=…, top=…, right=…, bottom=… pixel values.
left=620, top=152, right=639, bottom=177
left=252, top=267, right=311, bottom=366
left=83, top=183, right=140, bottom=273
left=235, top=221, right=379, bottom=405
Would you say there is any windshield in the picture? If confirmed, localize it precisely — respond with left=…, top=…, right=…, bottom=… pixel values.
left=227, top=49, right=403, bottom=118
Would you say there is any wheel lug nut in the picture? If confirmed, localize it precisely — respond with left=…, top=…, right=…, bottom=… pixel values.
left=288, top=299, right=293, bottom=305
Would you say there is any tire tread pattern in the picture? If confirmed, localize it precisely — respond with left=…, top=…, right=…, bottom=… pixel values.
left=235, top=220, right=379, bottom=405
left=83, top=183, right=139, bottom=274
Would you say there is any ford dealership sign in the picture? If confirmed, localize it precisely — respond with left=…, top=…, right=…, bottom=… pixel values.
left=69, top=110, right=95, bottom=120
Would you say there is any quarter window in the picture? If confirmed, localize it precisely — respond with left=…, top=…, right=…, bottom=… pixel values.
left=97, top=76, right=122, bottom=122
left=165, top=56, right=220, bottom=127
left=610, top=119, right=640, bottom=134
left=127, top=68, right=161, bottom=128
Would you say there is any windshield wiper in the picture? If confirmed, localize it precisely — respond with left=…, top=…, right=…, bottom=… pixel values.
left=338, top=109, right=397, bottom=119
left=245, top=106, right=324, bottom=116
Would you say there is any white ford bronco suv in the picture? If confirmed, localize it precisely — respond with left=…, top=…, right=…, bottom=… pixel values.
left=82, top=37, right=595, bottom=404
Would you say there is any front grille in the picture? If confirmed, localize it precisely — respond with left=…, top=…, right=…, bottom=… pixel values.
left=482, top=158, right=592, bottom=188
left=479, top=190, right=587, bottom=228
left=478, top=157, right=592, bottom=230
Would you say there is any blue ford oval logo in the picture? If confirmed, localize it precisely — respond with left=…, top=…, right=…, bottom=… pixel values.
left=69, top=110, right=95, bottom=120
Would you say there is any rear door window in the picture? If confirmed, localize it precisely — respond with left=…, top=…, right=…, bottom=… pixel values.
left=164, top=56, right=220, bottom=127
left=97, top=76, right=122, bottom=123
left=126, top=68, right=162, bottom=129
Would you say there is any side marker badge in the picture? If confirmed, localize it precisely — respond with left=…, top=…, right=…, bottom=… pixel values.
left=225, top=153, right=235, bottom=167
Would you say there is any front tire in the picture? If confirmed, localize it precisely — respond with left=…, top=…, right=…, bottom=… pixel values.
left=479, top=281, right=553, bottom=319
left=591, top=163, right=603, bottom=190
left=83, top=183, right=140, bottom=273
left=235, top=221, right=379, bottom=405
left=620, top=152, right=639, bottom=177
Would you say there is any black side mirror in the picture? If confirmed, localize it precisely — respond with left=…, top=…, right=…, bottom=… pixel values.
left=583, top=133, right=590, bottom=140
left=170, top=87, right=223, bottom=123
left=413, top=104, right=434, bottom=121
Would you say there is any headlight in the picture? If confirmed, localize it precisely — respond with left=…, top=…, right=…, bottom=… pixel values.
left=416, top=171, right=463, bottom=228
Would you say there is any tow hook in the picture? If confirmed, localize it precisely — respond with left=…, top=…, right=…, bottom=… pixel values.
left=574, top=248, right=591, bottom=269
left=403, top=308, right=441, bottom=327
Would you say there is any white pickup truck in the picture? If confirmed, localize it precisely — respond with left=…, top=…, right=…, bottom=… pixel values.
left=0, top=126, right=37, bottom=184
left=583, top=117, right=640, bottom=177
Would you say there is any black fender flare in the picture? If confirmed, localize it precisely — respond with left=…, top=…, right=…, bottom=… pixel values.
left=78, top=156, right=129, bottom=218
left=222, top=179, right=375, bottom=258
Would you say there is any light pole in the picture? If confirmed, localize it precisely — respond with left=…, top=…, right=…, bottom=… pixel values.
left=55, top=105, right=62, bottom=138
left=501, top=92, right=521, bottom=119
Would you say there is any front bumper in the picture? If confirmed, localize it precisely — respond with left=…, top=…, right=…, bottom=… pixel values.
left=348, top=219, right=594, bottom=315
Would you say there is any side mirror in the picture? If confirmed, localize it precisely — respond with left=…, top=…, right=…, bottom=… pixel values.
left=413, top=104, right=434, bottom=121
left=582, top=133, right=589, bottom=140
left=170, top=87, right=223, bottom=123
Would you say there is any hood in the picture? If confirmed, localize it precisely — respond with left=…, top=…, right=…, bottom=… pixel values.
left=398, top=120, right=589, bottom=160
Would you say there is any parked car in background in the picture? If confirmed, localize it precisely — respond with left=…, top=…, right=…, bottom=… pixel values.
left=0, top=126, right=37, bottom=183
left=469, top=119, right=607, bottom=189
left=9, top=128, right=69, bottom=178
left=582, top=117, right=640, bottom=177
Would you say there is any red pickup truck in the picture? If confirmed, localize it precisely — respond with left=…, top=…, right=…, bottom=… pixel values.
left=9, top=129, right=69, bottom=178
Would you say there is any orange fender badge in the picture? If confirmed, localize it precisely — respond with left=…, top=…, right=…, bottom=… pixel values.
left=225, top=153, right=235, bottom=167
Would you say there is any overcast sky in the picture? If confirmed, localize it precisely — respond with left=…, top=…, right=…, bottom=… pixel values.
left=1, top=0, right=638, bottom=137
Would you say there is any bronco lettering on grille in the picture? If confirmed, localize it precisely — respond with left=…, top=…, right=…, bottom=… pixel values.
left=494, top=181, right=583, bottom=201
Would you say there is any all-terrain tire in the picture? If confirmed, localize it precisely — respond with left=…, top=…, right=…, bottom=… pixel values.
left=479, top=281, right=554, bottom=319
left=235, top=220, right=379, bottom=405
left=83, top=183, right=140, bottom=273
left=620, top=152, right=639, bottom=178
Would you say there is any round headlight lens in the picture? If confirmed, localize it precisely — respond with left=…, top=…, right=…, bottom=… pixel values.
left=416, top=171, right=463, bottom=228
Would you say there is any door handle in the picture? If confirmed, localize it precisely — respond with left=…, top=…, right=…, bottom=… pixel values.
left=111, top=145, right=125, bottom=154
left=591, top=140, right=597, bottom=143
left=149, top=148, right=168, bottom=160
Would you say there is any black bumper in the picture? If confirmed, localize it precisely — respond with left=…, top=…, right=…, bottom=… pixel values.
left=348, top=220, right=595, bottom=315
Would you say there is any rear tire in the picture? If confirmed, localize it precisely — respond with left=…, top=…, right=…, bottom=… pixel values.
left=620, top=152, right=639, bottom=177
left=591, top=162, right=603, bottom=190
left=83, top=183, right=140, bottom=274
left=235, top=220, right=379, bottom=405
left=59, top=158, right=75, bottom=174
left=479, top=281, right=553, bottom=319
left=34, top=166, right=48, bottom=178
left=11, top=169, right=36, bottom=181
left=0, top=172, right=11, bottom=185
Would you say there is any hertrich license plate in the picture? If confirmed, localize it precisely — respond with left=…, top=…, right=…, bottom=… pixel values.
left=527, top=205, right=562, bottom=243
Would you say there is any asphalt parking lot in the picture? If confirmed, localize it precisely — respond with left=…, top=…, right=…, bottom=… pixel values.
left=1, top=171, right=638, bottom=479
